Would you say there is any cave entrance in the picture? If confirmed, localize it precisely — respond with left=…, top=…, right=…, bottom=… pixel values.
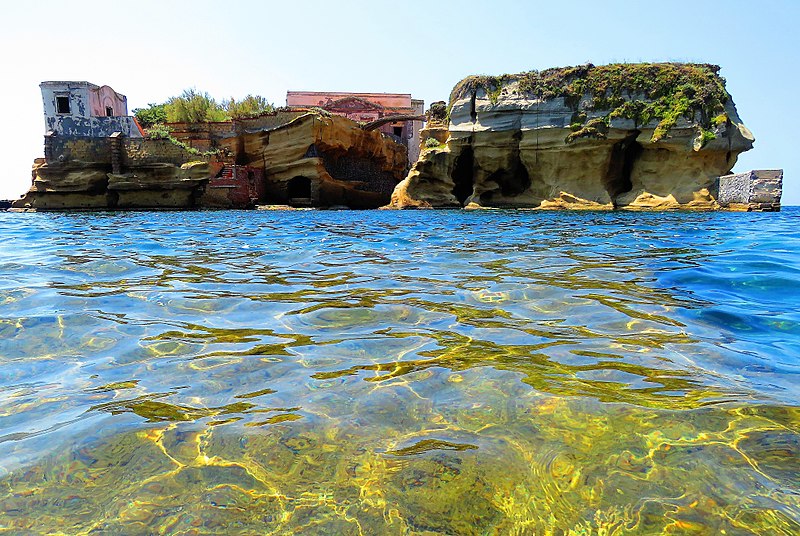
left=287, top=176, right=312, bottom=205
left=451, top=146, right=475, bottom=206
left=486, top=150, right=530, bottom=201
left=604, top=131, right=642, bottom=203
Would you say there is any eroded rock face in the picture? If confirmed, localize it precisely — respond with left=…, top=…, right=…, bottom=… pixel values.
left=15, top=112, right=405, bottom=211
left=222, top=113, right=407, bottom=209
left=390, top=63, right=755, bottom=210
left=14, top=161, right=211, bottom=210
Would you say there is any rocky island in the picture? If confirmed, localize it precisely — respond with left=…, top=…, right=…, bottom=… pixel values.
left=11, top=64, right=782, bottom=211
left=392, top=63, right=781, bottom=211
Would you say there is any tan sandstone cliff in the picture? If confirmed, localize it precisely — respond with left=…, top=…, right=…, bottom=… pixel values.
left=390, top=63, right=755, bottom=210
left=14, top=112, right=406, bottom=210
left=219, top=113, right=407, bottom=209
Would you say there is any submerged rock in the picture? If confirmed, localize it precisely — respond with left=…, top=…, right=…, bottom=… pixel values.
left=390, top=63, right=756, bottom=210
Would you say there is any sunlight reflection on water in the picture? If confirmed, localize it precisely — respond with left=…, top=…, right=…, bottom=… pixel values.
left=0, top=209, right=798, bottom=534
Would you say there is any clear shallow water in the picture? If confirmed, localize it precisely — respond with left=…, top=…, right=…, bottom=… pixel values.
left=0, top=208, right=798, bottom=535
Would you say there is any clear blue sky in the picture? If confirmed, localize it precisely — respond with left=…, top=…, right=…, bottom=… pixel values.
left=1, top=0, right=797, bottom=204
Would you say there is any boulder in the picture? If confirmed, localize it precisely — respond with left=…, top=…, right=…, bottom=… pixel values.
left=390, top=63, right=755, bottom=210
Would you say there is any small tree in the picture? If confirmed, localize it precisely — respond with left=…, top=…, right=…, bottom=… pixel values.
left=133, top=103, right=168, bottom=128
left=226, top=95, right=275, bottom=119
left=165, top=89, right=229, bottom=123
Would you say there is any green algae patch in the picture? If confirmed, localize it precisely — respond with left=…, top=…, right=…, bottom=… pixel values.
left=450, top=63, right=731, bottom=143
left=386, top=439, right=479, bottom=456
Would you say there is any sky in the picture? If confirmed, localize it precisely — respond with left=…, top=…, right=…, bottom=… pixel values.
left=1, top=0, right=797, bottom=204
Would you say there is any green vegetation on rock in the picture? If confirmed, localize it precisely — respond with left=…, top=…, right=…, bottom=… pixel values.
left=166, top=89, right=229, bottom=123
left=132, top=103, right=167, bottom=128
left=135, top=89, right=276, bottom=125
left=427, top=101, right=448, bottom=124
left=143, top=123, right=217, bottom=157
left=450, top=63, right=731, bottom=144
left=225, top=94, right=275, bottom=119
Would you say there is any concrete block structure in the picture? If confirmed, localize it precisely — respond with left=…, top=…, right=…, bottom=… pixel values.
left=717, top=170, right=783, bottom=211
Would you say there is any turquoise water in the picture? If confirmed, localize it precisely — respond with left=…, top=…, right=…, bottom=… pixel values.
left=1, top=208, right=798, bottom=535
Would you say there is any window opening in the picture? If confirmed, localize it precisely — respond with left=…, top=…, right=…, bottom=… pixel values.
left=56, top=96, right=71, bottom=114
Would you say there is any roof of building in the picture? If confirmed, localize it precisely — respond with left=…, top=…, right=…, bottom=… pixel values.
left=40, top=81, right=127, bottom=100
left=287, top=90, right=412, bottom=98
left=41, top=81, right=101, bottom=89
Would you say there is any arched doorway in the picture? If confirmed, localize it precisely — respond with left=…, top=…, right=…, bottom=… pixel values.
left=287, top=176, right=312, bottom=205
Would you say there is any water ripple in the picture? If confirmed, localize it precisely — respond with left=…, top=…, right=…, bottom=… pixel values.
left=0, top=208, right=798, bottom=534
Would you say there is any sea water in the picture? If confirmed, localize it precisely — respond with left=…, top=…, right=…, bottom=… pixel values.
left=0, top=208, right=798, bottom=534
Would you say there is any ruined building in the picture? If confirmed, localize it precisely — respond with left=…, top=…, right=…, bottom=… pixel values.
left=14, top=82, right=412, bottom=211
left=40, top=81, right=143, bottom=139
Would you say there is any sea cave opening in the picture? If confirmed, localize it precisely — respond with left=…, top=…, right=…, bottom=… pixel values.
left=487, top=152, right=530, bottom=201
left=604, top=131, right=642, bottom=202
left=451, top=146, right=475, bottom=206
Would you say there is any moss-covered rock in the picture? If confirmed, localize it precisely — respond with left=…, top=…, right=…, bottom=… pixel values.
left=450, top=63, right=731, bottom=144
left=390, top=63, right=755, bottom=210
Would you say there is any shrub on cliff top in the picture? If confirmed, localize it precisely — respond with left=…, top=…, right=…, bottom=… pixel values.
left=427, top=101, right=448, bottom=124
left=166, top=89, right=229, bottom=123
left=138, top=90, right=277, bottom=124
left=449, top=63, right=730, bottom=143
left=225, top=95, right=275, bottom=119
left=133, top=103, right=167, bottom=128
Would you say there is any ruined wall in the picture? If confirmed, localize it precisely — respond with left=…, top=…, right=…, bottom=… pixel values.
left=40, top=81, right=139, bottom=137
left=287, top=92, right=413, bottom=109
left=167, top=122, right=235, bottom=151
left=41, top=82, right=92, bottom=122
left=235, top=111, right=306, bottom=132
left=321, top=151, right=399, bottom=195
left=123, top=139, right=212, bottom=167
left=718, top=170, right=783, bottom=211
left=44, top=135, right=207, bottom=167
left=408, top=99, right=425, bottom=164
left=200, top=165, right=265, bottom=208
left=48, top=135, right=114, bottom=164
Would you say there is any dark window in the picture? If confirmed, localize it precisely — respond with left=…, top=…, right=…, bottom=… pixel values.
left=393, top=126, right=403, bottom=137
left=287, top=176, right=311, bottom=199
left=106, top=106, right=114, bottom=117
left=56, top=96, right=71, bottom=114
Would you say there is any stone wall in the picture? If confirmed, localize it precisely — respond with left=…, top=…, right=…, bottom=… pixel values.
left=718, top=170, right=783, bottom=211
left=167, top=122, right=235, bottom=151
left=48, top=135, right=114, bottom=164
left=122, top=139, right=211, bottom=167
left=321, top=151, right=398, bottom=195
